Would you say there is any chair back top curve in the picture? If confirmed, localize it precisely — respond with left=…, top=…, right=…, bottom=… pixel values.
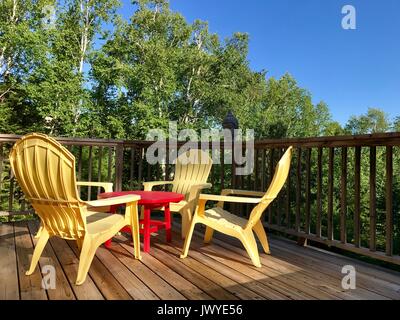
left=247, top=146, right=293, bottom=228
left=172, top=149, right=213, bottom=197
left=9, top=133, right=86, bottom=239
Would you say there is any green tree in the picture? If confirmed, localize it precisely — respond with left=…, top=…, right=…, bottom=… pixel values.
left=89, top=0, right=267, bottom=139
left=247, top=74, right=335, bottom=139
left=345, top=108, right=390, bottom=134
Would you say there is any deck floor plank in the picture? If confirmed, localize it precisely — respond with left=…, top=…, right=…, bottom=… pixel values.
left=268, top=239, right=399, bottom=299
left=152, top=237, right=270, bottom=300
left=14, top=222, right=47, bottom=300
left=169, top=231, right=316, bottom=300
left=144, top=239, right=236, bottom=300
left=115, top=237, right=212, bottom=300
left=106, top=240, right=184, bottom=300
left=27, top=221, right=75, bottom=300
left=67, top=241, right=132, bottom=300
left=1, top=221, right=399, bottom=300
left=208, top=230, right=389, bottom=300
left=185, top=230, right=338, bottom=300
left=0, top=223, right=19, bottom=300
left=48, top=236, right=104, bottom=300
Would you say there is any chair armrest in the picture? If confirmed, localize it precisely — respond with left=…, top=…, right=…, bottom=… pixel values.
left=85, top=195, right=141, bottom=208
left=186, top=183, right=212, bottom=208
left=77, top=181, right=113, bottom=193
left=199, top=193, right=264, bottom=204
left=221, top=189, right=265, bottom=197
left=143, top=181, right=174, bottom=191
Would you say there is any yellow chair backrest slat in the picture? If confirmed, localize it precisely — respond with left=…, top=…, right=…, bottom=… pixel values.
left=247, top=146, right=292, bottom=228
left=10, top=133, right=86, bottom=239
left=172, top=149, right=213, bottom=197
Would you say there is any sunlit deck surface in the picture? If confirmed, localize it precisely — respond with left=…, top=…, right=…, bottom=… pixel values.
left=1, top=220, right=399, bottom=300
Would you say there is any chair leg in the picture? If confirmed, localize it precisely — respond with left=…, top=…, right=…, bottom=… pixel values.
left=34, top=223, right=44, bottom=239
left=76, top=238, right=84, bottom=251
left=143, top=207, right=151, bottom=252
left=252, top=220, right=271, bottom=254
left=26, top=228, right=50, bottom=275
left=76, top=236, right=97, bottom=285
left=129, top=202, right=142, bottom=260
left=180, top=217, right=197, bottom=259
left=180, top=207, right=191, bottom=239
left=204, top=226, right=214, bottom=244
left=239, top=230, right=262, bottom=268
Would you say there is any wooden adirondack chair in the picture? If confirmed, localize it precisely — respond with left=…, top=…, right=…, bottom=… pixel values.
left=143, top=149, right=213, bottom=238
left=180, top=147, right=292, bottom=267
left=9, top=133, right=142, bottom=285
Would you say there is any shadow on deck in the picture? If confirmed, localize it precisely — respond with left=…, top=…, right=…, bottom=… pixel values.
left=1, top=221, right=399, bottom=300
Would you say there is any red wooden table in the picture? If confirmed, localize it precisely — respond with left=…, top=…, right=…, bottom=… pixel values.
left=98, top=191, right=184, bottom=252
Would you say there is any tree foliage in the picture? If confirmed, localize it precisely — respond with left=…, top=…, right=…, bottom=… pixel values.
left=0, top=0, right=347, bottom=139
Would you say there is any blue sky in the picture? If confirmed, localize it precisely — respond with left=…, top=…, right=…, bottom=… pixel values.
left=118, top=0, right=400, bottom=125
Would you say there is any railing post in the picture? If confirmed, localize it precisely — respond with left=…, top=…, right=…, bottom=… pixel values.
left=385, top=146, right=393, bottom=256
left=115, top=143, right=124, bottom=192
left=0, top=143, right=3, bottom=213
left=340, top=147, right=348, bottom=244
left=370, top=146, right=377, bottom=252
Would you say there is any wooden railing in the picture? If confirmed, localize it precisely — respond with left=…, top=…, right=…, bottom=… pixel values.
left=1, top=132, right=399, bottom=265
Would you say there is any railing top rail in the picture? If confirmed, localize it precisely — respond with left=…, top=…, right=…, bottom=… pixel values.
left=255, top=132, right=400, bottom=148
left=1, top=132, right=400, bottom=148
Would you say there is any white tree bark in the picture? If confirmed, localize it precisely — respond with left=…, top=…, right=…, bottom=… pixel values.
left=1, top=0, right=18, bottom=79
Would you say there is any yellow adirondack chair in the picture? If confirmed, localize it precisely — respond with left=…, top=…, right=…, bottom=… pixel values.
left=9, top=133, right=142, bottom=285
left=181, top=146, right=292, bottom=267
left=143, top=149, right=213, bottom=238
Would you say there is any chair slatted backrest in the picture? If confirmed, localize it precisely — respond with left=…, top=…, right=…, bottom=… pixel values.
left=172, top=149, right=213, bottom=198
left=9, top=133, right=86, bottom=239
left=247, top=147, right=293, bottom=228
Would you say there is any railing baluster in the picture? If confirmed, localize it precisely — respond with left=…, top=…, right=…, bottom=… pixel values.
left=385, top=146, right=393, bottom=256
left=286, top=162, right=291, bottom=229
left=370, top=146, right=377, bottom=252
left=254, top=148, right=259, bottom=191
left=269, top=148, right=275, bottom=225
left=305, top=148, right=311, bottom=235
left=354, top=146, right=361, bottom=247
left=295, top=147, right=301, bottom=233
left=261, top=149, right=266, bottom=191
left=328, top=147, right=334, bottom=241
left=211, top=151, right=215, bottom=192
left=97, top=146, right=103, bottom=194
left=316, top=147, right=322, bottom=238
left=0, top=143, right=3, bottom=211
left=277, top=148, right=283, bottom=226
left=130, top=147, right=135, bottom=189
left=246, top=161, right=252, bottom=218
left=77, top=146, right=83, bottom=195
left=340, top=147, right=347, bottom=244
left=9, top=169, right=14, bottom=215
left=220, top=143, right=224, bottom=191
left=107, top=147, right=112, bottom=182
left=115, top=144, right=124, bottom=192
left=87, top=146, right=93, bottom=200
left=165, top=145, right=170, bottom=190
left=147, top=150, right=151, bottom=182
left=138, top=148, right=143, bottom=186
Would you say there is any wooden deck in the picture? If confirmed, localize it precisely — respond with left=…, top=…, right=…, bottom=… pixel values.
left=1, top=220, right=400, bottom=300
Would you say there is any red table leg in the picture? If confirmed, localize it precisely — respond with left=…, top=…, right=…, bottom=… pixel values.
left=165, top=203, right=172, bottom=242
left=104, top=204, right=118, bottom=248
left=143, top=206, right=151, bottom=252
